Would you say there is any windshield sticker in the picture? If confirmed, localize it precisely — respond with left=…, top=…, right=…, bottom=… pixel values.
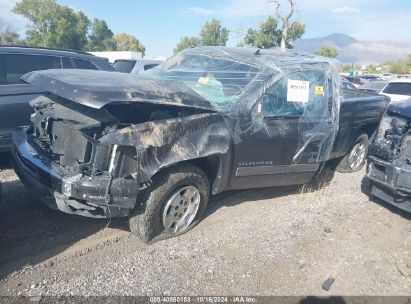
left=315, top=86, right=324, bottom=95
left=198, top=76, right=210, bottom=85
left=287, top=79, right=310, bottom=103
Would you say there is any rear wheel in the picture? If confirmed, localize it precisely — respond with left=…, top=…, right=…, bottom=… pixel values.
left=129, top=164, right=209, bottom=243
left=336, top=134, right=369, bottom=173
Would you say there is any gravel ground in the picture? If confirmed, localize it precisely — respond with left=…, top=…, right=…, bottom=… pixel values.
left=0, top=154, right=410, bottom=296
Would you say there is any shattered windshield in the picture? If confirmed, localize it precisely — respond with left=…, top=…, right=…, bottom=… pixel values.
left=142, top=52, right=261, bottom=109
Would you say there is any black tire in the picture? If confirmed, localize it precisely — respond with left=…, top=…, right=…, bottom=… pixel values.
left=360, top=175, right=372, bottom=196
left=129, top=164, right=210, bottom=244
left=336, top=134, right=369, bottom=173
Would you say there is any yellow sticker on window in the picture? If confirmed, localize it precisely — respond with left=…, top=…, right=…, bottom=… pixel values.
left=315, top=86, right=324, bottom=95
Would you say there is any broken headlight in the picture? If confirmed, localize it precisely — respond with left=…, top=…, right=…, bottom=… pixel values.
left=376, top=114, right=409, bottom=148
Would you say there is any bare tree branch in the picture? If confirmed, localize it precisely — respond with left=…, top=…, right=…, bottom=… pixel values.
left=269, top=0, right=283, bottom=21
left=268, top=0, right=296, bottom=49
left=285, top=0, right=296, bottom=21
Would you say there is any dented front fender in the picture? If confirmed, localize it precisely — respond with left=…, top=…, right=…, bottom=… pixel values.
left=100, top=113, right=232, bottom=185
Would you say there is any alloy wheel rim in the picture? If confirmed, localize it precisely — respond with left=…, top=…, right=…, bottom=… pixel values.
left=162, top=186, right=201, bottom=234
left=348, top=143, right=366, bottom=170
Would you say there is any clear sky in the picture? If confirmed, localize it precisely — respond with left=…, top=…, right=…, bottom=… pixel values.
left=1, top=0, right=411, bottom=59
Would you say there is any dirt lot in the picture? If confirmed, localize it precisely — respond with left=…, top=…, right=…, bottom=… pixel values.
left=0, top=153, right=410, bottom=297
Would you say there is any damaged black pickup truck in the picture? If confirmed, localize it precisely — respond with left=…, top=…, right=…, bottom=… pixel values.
left=11, top=47, right=386, bottom=243
left=367, top=99, right=411, bottom=213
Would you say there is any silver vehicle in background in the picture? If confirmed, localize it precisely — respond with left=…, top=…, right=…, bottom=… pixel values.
left=358, top=80, right=389, bottom=94
left=380, top=79, right=411, bottom=102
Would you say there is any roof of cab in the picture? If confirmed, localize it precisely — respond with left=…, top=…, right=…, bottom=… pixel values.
left=182, top=46, right=337, bottom=69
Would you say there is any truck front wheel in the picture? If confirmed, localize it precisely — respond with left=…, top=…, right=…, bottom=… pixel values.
left=336, top=134, right=369, bottom=173
left=129, top=164, right=210, bottom=243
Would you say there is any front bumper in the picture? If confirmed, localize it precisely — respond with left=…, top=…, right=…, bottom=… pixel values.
left=11, top=127, right=139, bottom=218
left=367, top=155, right=411, bottom=213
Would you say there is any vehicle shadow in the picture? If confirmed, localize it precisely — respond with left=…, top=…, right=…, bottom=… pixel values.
left=0, top=152, right=12, bottom=170
left=0, top=176, right=128, bottom=280
left=206, top=184, right=301, bottom=216
left=206, top=162, right=337, bottom=216
left=360, top=176, right=411, bottom=220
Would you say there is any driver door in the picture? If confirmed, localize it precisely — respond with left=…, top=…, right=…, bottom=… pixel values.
left=229, top=69, right=337, bottom=190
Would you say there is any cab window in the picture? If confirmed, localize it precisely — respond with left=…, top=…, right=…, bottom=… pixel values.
left=263, top=70, right=329, bottom=117
left=62, top=57, right=74, bottom=69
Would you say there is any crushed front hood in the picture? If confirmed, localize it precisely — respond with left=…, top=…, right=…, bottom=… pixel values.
left=22, top=69, right=216, bottom=111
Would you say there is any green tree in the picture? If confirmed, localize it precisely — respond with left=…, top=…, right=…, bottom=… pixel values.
left=87, top=19, right=116, bottom=51
left=13, top=0, right=146, bottom=53
left=406, top=53, right=411, bottom=67
left=199, top=19, right=229, bottom=46
left=0, top=17, right=21, bottom=44
left=174, top=36, right=201, bottom=54
left=244, top=16, right=280, bottom=49
left=174, top=19, right=229, bottom=54
left=13, top=0, right=89, bottom=50
left=243, top=16, right=304, bottom=49
left=113, top=33, right=146, bottom=56
left=315, top=45, right=338, bottom=58
left=286, top=22, right=305, bottom=48
left=365, top=64, right=379, bottom=74
left=389, top=60, right=410, bottom=74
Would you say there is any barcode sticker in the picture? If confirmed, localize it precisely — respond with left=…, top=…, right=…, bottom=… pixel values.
left=287, top=79, right=310, bottom=103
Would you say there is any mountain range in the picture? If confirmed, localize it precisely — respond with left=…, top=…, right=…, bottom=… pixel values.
left=292, top=33, right=411, bottom=64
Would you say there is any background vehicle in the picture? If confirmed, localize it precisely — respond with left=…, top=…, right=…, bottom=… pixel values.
left=11, top=47, right=386, bottom=243
left=367, top=98, right=411, bottom=213
left=360, top=75, right=381, bottom=82
left=380, top=79, right=411, bottom=102
left=381, top=73, right=394, bottom=81
left=0, top=45, right=116, bottom=152
left=341, top=79, right=358, bottom=90
left=344, top=76, right=368, bottom=88
left=358, top=80, right=388, bottom=94
left=397, top=74, right=411, bottom=79
left=113, top=59, right=162, bottom=74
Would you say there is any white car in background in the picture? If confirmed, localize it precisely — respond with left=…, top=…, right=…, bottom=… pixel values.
left=380, top=79, right=411, bottom=102
left=358, top=80, right=389, bottom=94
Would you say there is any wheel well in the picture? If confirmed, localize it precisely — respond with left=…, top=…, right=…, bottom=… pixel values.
left=186, top=156, right=220, bottom=185
left=151, top=156, right=221, bottom=186
left=359, top=123, right=378, bottom=139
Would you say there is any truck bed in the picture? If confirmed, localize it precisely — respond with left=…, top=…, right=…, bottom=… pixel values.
left=330, top=88, right=388, bottom=160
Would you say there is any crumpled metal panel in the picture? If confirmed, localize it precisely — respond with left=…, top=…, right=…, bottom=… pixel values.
left=100, top=113, right=231, bottom=183
left=22, top=69, right=214, bottom=110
